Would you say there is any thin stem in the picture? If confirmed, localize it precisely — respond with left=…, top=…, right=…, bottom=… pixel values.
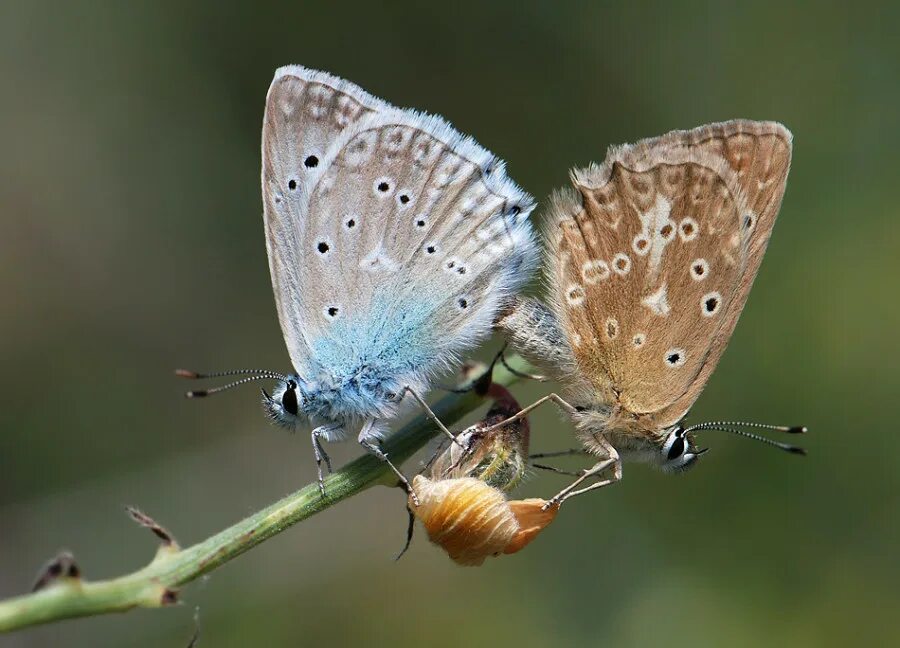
left=0, top=354, right=533, bottom=634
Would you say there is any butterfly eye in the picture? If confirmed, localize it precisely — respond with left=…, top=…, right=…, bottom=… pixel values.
left=666, top=436, right=686, bottom=461
left=281, top=382, right=299, bottom=416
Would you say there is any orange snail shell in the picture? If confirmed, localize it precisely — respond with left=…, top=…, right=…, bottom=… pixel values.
left=410, top=475, right=559, bottom=566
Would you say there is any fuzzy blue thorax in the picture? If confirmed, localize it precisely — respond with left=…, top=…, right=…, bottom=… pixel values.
left=295, top=290, right=448, bottom=423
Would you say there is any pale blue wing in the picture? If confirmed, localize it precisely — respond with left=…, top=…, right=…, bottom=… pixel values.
left=261, top=65, right=389, bottom=371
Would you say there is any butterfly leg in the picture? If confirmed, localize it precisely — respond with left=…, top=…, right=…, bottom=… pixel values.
left=531, top=463, right=584, bottom=477
left=528, top=448, right=591, bottom=476
left=358, top=418, right=419, bottom=506
left=396, top=386, right=464, bottom=448
left=530, top=449, right=595, bottom=478
left=499, top=350, right=546, bottom=382
left=529, top=448, right=590, bottom=460
left=553, top=473, right=618, bottom=506
left=440, top=346, right=544, bottom=395
left=395, top=504, right=416, bottom=562
left=541, top=458, right=618, bottom=509
left=311, top=424, right=340, bottom=496
left=421, top=437, right=449, bottom=474
left=479, top=393, right=577, bottom=435
left=543, top=441, right=622, bottom=509
left=440, top=355, right=497, bottom=395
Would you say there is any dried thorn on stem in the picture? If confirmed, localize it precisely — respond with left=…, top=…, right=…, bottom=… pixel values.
left=32, top=552, right=80, bottom=592
left=160, top=588, right=179, bottom=606
left=126, top=506, right=179, bottom=549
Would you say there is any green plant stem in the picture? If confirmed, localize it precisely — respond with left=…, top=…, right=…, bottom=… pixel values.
left=0, top=354, right=532, bottom=633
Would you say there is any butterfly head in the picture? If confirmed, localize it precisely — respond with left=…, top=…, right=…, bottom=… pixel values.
left=659, top=425, right=706, bottom=473
left=262, top=376, right=308, bottom=428
left=658, top=420, right=808, bottom=472
left=176, top=367, right=311, bottom=428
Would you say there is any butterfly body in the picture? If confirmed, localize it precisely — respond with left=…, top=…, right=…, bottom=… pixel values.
left=498, top=120, right=796, bottom=492
left=266, top=286, right=448, bottom=429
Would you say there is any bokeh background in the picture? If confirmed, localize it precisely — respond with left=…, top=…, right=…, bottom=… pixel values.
left=2, top=2, right=898, bottom=646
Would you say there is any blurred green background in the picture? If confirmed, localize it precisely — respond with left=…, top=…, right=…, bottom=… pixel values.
left=2, top=1, right=898, bottom=646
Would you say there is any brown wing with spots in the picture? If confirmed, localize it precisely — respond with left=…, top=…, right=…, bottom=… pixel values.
left=547, top=121, right=792, bottom=430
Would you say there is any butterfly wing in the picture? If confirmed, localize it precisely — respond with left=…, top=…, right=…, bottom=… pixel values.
left=548, top=121, right=791, bottom=430
left=262, top=66, right=391, bottom=369
left=263, top=67, right=536, bottom=394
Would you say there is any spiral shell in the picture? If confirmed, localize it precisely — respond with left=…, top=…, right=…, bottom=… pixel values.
left=410, top=475, right=558, bottom=566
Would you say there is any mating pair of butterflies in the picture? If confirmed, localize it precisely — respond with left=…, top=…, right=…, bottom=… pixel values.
left=180, top=65, right=804, bottom=505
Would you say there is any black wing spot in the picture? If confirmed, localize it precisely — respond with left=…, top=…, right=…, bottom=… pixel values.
left=317, top=241, right=330, bottom=254
left=304, top=155, right=319, bottom=168
left=288, top=179, right=297, bottom=190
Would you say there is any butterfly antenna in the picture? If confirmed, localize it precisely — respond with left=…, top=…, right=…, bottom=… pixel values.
left=175, top=368, right=289, bottom=381
left=687, top=425, right=806, bottom=455
left=175, top=368, right=289, bottom=398
left=687, top=420, right=807, bottom=434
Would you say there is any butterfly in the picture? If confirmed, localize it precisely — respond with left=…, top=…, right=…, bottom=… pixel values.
left=178, top=66, right=538, bottom=497
left=494, top=120, right=805, bottom=506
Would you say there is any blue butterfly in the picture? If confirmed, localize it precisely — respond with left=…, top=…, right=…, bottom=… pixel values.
left=180, top=66, right=538, bottom=496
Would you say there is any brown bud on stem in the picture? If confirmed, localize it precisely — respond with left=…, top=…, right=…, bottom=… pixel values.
left=430, top=383, right=530, bottom=492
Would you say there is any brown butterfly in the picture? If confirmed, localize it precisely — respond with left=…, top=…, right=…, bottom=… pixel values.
left=495, top=120, right=806, bottom=507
